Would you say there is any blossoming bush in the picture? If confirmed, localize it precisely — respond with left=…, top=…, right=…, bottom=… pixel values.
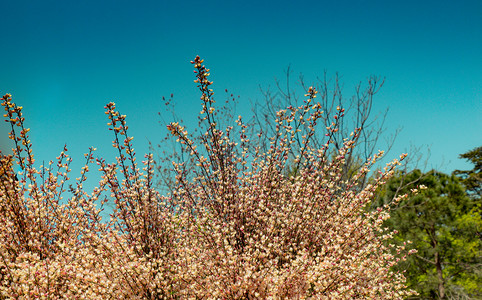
left=0, top=56, right=416, bottom=299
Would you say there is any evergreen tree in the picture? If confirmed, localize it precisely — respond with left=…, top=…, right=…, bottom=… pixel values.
left=454, top=146, right=481, bottom=199
left=375, top=169, right=482, bottom=299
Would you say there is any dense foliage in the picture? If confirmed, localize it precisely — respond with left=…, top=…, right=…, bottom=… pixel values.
left=454, top=146, right=482, bottom=199
left=374, top=169, right=482, bottom=299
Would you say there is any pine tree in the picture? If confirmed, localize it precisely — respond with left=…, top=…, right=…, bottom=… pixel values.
left=375, top=169, right=482, bottom=299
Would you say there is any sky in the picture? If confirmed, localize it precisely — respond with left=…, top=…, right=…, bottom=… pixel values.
left=1, top=0, right=481, bottom=195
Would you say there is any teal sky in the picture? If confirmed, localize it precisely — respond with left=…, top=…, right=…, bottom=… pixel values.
left=1, top=0, right=481, bottom=191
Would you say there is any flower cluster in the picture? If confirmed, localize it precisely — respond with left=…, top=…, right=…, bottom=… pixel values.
left=0, top=56, right=416, bottom=299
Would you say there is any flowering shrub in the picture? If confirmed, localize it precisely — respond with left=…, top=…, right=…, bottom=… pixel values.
left=0, top=57, right=416, bottom=299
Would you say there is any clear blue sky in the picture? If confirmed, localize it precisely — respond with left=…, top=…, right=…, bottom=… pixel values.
left=1, top=0, right=481, bottom=193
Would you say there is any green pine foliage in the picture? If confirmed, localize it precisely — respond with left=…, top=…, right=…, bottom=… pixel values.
left=454, top=146, right=482, bottom=199
left=374, top=169, right=482, bottom=299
